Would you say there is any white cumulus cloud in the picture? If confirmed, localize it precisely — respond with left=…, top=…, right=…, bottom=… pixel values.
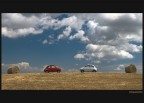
left=2, top=13, right=142, bottom=63
left=42, top=39, right=48, bottom=44
left=69, top=30, right=89, bottom=43
left=75, top=43, right=134, bottom=62
left=2, top=13, right=43, bottom=38
left=74, top=53, right=85, bottom=60
left=114, top=64, right=125, bottom=71
left=58, top=26, right=72, bottom=40
left=2, top=27, right=43, bottom=38
left=18, top=62, right=30, bottom=69
left=86, top=20, right=98, bottom=35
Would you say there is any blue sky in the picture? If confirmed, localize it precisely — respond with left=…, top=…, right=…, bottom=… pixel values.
left=1, top=13, right=143, bottom=73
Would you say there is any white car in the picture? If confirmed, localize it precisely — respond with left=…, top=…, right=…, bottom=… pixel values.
left=80, top=64, right=98, bottom=72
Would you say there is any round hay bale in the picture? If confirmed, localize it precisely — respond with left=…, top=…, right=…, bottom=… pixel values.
left=7, top=65, right=20, bottom=74
left=125, top=64, right=137, bottom=73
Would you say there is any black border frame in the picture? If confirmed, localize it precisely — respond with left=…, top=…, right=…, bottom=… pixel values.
left=0, top=2, right=144, bottom=101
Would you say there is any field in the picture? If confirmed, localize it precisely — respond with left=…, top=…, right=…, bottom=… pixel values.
left=1, top=72, right=143, bottom=90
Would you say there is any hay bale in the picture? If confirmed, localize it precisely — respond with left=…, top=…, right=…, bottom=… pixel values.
left=125, top=64, right=137, bottom=73
left=7, top=66, right=20, bottom=74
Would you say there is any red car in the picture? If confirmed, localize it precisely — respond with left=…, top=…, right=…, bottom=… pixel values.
left=44, top=64, right=61, bottom=73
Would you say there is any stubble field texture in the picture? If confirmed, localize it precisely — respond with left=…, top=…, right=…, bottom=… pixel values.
left=1, top=72, right=143, bottom=90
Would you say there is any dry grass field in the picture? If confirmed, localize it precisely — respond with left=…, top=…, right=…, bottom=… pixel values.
left=1, top=72, right=143, bottom=90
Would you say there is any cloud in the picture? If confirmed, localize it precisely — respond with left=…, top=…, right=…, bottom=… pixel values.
left=121, top=43, right=142, bottom=52
left=2, top=27, right=43, bottom=38
left=75, top=64, right=79, bottom=66
left=2, top=13, right=39, bottom=28
left=74, top=53, right=85, bottom=60
left=38, top=15, right=79, bottom=30
left=74, top=43, right=134, bottom=62
left=69, top=30, right=89, bottom=43
left=2, top=13, right=142, bottom=63
left=57, top=26, right=71, bottom=40
left=1, top=62, right=30, bottom=74
left=2, top=13, right=44, bottom=38
left=86, top=20, right=98, bottom=35
left=125, top=34, right=142, bottom=42
left=101, top=13, right=126, bottom=20
left=1, top=62, right=43, bottom=74
left=114, top=64, right=125, bottom=71
left=73, top=13, right=142, bottom=63
left=113, top=63, right=142, bottom=74
left=60, top=15, right=78, bottom=29
left=42, top=39, right=48, bottom=44
left=18, top=62, right=30, bottom=69
left=87, top=44, right=133, bottom=59
left=2, top=62, right=30, bottom=70
left=2, top=63, right=4, bottom=66
left=42, top=37, right=57, bottom=45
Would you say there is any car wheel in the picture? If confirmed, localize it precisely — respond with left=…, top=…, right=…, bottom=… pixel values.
left=92, top=70, right=96, bottom=72
left=46, top=71, right=49, bottom=73
left=81, top=70, right=84, bottom=73
left=57, top=70, right=61, bottom=73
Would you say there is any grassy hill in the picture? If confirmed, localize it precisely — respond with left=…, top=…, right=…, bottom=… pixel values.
left=1, top=72, right=143, bottom=90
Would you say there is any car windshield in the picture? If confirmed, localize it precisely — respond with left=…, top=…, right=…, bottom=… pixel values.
left=85, top=65, right=94, bottom=67
left=47, top=66, right=50, bottom=68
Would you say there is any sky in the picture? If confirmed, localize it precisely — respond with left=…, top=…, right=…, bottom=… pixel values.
left=1, top=13, right=143, bottom=74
